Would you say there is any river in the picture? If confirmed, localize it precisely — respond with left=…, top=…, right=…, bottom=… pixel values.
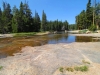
left=0, top=33, right=100, bottom=58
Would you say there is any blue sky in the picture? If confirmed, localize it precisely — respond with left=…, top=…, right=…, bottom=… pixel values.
left=0, top=0, right=96, bottom=24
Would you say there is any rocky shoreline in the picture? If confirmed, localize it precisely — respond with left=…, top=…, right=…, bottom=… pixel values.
left=0, top=42, right=100, bottom=75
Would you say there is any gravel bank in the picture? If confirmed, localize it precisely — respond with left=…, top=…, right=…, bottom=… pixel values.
left=0, top=42, right=100, bottom=75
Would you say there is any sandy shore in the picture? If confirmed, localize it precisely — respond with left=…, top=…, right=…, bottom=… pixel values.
left=0, top=34, right=14, bottom=38
left=0, top=42, right=100, bottom=75
left=69, top=33, right=100, bottom=37
left=34, top=31, right=50, bottom=35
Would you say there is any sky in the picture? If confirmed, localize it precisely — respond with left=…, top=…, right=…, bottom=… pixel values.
left=0, top=0, right=97, bottom=24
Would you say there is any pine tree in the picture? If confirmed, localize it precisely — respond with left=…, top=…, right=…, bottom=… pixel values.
left=23, top=1, right=33, bottom=32
left=75, top=0, right=93, bottom=30
left=12, top=16, right=18, bottom=33
left=12, top=6, right=18, bottom=33
left=76, top=10, right=86, bottom=30
left=34, top=11, right=41, bottom=32
left=63, top=20, right=69, bottom=30
left=0, top=8, right=2, bottom=33
left=86, top=0, right=93, bottom=28
left=1, top=2, right=12, bottom=33
left=18, top=1, right=25, bottom=32
left=95, top=2, right=100, bottom=29
left=41, top=10, right=47, bottom=31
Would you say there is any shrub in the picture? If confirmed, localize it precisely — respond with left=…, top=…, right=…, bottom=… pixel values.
left=74, top=66, right=79, bottom=71
left=66, top=67, right=74, bottom=72
left=0, top=66, right=3, bottom=70
left=80, top=66, right=88, bottom=72
left=74, top=65, right=88, bottom=72
left=89, top=25, right=97, bottom=31
left=59, top=67, right=64, bottom=72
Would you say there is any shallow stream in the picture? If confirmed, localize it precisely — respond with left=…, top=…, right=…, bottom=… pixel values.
left=0, top=33, right=100, bottom=58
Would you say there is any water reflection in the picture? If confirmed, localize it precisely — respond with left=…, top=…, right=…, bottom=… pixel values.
left=75, top=36, right=92, bottom=42
left=48, top=34, right=71, bottom=44
left=75, top=36, right=100, bottom=42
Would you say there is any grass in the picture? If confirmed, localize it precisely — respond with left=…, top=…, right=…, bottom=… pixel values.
left=14, top=32, right=37, bottom=37
left=59, top=65, right=88, bottom=73
left=66, top=67, right=74, bottom=72
left=13, top=31, right=49, bottom=37
left=59, top=67, right=64, bottom=73
left=0, top=66, right=3, bottom=70
left=74, top=65, right=88, bottom=72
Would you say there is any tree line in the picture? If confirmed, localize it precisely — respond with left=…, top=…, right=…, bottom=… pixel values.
left=0, top=1, right=69, bottom=33
left=68, top=24, right=77, bottom=30
left=75, top=0, right=100, bottom=30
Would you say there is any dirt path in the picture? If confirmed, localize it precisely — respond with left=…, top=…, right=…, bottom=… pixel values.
left=0, top=42, right=100, bottom=75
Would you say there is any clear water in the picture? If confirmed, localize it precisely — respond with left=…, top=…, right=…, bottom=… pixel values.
left=0, top=33, right=100, bottom=58
left=48, top=34, right=75, bottom=44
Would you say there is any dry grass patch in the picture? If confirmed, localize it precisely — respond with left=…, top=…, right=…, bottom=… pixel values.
left=82, top=60, right=90, bottom=64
